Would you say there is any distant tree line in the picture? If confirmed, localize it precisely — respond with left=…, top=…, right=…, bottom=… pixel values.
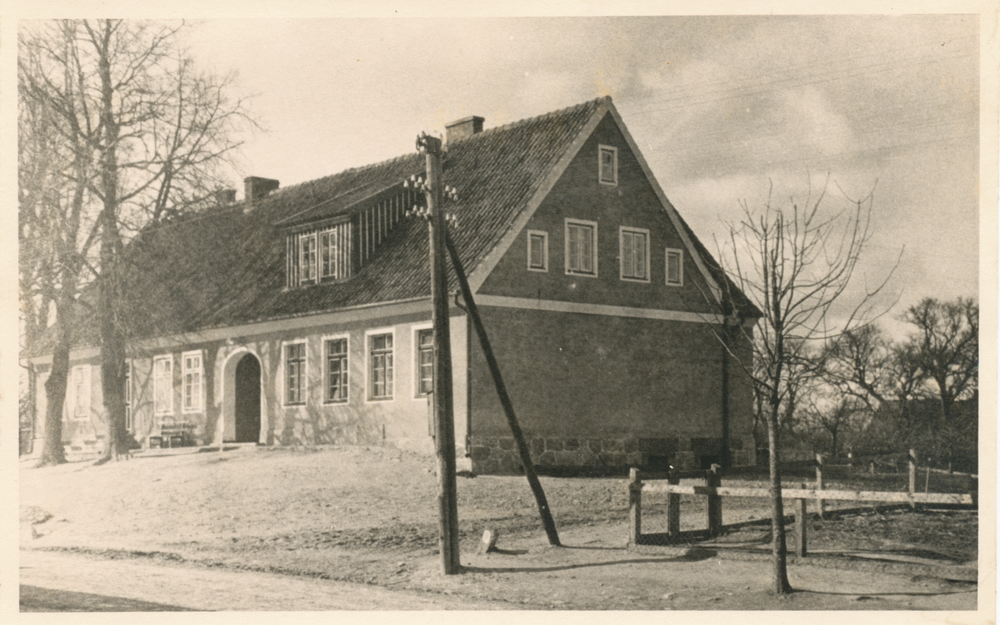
left=751, top=297, right=978, bottom=473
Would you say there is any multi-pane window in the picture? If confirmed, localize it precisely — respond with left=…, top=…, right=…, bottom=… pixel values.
left=299, top=233, right=317, bottom=284
left=325, top=338, right=349, bottom=403
left=71, top=365, right=90, bottom=419
left=285, top=342, right=307, bottom=405
left=666, top=248, right=684, bottom=286
left=182, top=351, right=203, bottom=412
left=416, top=329, right=434, bottom=396
left=124, top=365, right=132, bottom=431
left=565, top=219, right=597, bottom=276
left=599, top=145, right=618, bottom=185
left=527, top=230, right=548, bottom=271
left=287, top=222, right=354, bottom=287
left=620, top=227, right=650, bottom=282
left=153, top=356, right=173, bottom=415
left=369, top=333, right=394, bottom=400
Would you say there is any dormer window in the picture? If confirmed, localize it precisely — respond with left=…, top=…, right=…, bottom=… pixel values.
left=287, top=221, right=352, bottom=287
left=599, top=145, right=618, bottom=186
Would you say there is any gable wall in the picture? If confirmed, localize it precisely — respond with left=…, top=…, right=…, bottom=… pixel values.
left=478, top=113, right=717, bottom=314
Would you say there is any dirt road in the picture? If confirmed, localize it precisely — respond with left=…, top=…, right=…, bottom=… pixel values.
left=19, top=446, right=983, bottom=611
left=20, top=550, right=507, bottom=610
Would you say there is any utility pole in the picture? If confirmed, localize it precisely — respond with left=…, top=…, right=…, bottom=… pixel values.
left=414, top=132, right=461, bottom=574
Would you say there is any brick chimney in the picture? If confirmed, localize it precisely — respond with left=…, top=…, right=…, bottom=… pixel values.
left=445, top=116, right=484, bottom=145
left=215, top=188, right=237, bottom=206
left=244, top=176, right=280, bottom=211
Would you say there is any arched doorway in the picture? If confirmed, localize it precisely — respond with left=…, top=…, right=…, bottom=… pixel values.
left=234, top=353, right=261, bottom=443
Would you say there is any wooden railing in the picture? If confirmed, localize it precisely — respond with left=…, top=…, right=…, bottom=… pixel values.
left=628, top=450, right=977, bottom=557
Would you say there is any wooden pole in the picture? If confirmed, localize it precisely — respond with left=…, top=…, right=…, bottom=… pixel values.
left=444, top=230, right=561, bottom=546
left=815, top=453, right=825, bottom=519
left=908, top=448, right=917, bottom=510
left=794, top=483, right=807, bottom=557
left=420, top=135, right=460, bottom=574
left=666, top=468, right=681, bottom=536
left=629, top=468, right=642, bottom=546
left=706, top=464, right=722, bottom=536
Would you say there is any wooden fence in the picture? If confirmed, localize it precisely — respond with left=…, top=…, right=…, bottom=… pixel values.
left=628, top=450, right=977, bottom=557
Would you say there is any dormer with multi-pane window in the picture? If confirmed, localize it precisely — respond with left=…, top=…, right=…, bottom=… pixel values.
left=280, top=182, right=421, bottom=288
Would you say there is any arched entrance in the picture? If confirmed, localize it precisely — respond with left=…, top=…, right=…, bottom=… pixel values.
left=234, top=353, right=261, bottom=443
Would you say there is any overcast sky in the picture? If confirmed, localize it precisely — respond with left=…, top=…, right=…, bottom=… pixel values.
left=180, top=15, right=981, bottom=338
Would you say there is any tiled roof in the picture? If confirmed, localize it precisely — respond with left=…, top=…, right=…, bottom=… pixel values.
left=27, top=96, right=757, bottom=357
left=106, top=97, right=606, bottom=340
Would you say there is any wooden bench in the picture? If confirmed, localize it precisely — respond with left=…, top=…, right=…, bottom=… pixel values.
left=148, top=423, right=196, bottom=449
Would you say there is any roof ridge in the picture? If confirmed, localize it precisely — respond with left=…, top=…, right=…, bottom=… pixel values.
left=449, top=96, right=609, bottom=144
left=263, top=96, right=610, bottom=196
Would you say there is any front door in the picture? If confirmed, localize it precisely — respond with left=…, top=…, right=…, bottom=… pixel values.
left=234, top=354, right=261, bottom=443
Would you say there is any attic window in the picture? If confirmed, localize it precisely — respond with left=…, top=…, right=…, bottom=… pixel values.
left=287, top=221, right=352, bottom=287
left=599, top=145, right=618, bottom=186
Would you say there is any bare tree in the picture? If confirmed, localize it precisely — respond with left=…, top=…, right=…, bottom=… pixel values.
left=901, top=297, right=979, bottom=464
left=19, top=19, right=254, bottom=464
left=715, top=179, right=895, bottom=594
left=19, top=23, right=101, bottom=466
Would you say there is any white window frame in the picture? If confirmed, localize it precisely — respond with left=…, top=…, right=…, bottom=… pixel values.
left=526, top=230, right=549, bottom=272
left=283, top=340, right=308, bottom=406
left=564, top=218, right=599, bottom=278
left=124, top=361, right=133, bottom=431
left=619, top=226, right=651, bottom=283
left=412, top=323, right=434, bottom=399
left=665, top=248, right=685, bottom=286
left=598, top=144, right=618, bottom=186
left=70, top=365, right=91, bottom=420
left=323, top=333, right=350, bottom=404
left=299, top=232, right=318, bottom=285
left=181, top=350, right=204, bottom=413
left=365, top=328, right=395, bottom=403
left=153, top=355, right=174, bottom=416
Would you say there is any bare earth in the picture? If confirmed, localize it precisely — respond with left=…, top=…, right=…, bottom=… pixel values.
left=19, top=445, right=980, bottom=611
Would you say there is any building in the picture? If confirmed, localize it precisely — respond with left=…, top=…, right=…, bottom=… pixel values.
left=24, top=96, right=760, bottom=473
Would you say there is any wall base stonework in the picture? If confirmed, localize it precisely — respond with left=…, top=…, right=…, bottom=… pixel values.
left=469, top=435, right=753, bottom=475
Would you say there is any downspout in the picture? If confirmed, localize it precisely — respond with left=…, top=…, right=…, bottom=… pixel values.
left=721, top=342, right=730, bottom=468
left=454, top=290, right=472, bottom=455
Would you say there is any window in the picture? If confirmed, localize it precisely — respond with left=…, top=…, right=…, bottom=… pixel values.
left=368, top=333, right=394, bottom=401
left=153, top=356, right=173, bottom=415
left=299, top=233, right=317, bottom=284
left=666, top=248, right=684, bottom=286
left=416, top=329, right=434, bottom=396
left=71, top=365, right=90, bottom=419
left=527, top=230, right=548, bottom=272
left=288, top=222, right=354, bottom=287
left=182, top=351, right=203, bottom=413
left=599, top=145, right=618, bottom=186
left=620, top=227, right=650, bottom=282
left=124, top=364, right=132, bottom=431
left=325, top=337, right=349, bottom=403
left=285, top=342, right=307, bottom=405
left=565, top=219, right=598, bottom=277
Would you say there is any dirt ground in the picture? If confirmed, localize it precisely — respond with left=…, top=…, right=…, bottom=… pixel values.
left=19, top=444, right=982, bottom=611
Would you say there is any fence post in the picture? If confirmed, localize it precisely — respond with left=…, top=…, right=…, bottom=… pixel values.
left=706, top=464, right=722, bottom=536
left=667, top=468, right=680, bottom=536
left=815, top=453, right=826, bottom=520
left=794, top=483, right=807, bottom=557
left=629, top=467, right=642, bottom=546
left=908, top=449, right=917, bottom=510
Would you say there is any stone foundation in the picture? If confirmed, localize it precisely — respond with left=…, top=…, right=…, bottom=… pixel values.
left=469, top=435, right=754, bottom=475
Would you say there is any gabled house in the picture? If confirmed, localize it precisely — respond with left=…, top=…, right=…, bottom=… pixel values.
left=24, top=96, right=760, bottom=473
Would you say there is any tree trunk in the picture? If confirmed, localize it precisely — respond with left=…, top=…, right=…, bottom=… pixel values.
left=94, top=22, right=129, bottom=464
left=36, top=268, right=81, bottom=467
left=767, top=399, right=793, bottom=594
left=37, top=323, right=71, bottom=467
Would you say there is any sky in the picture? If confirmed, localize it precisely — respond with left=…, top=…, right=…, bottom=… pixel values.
left=179, top=15, right=983, bottom=340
